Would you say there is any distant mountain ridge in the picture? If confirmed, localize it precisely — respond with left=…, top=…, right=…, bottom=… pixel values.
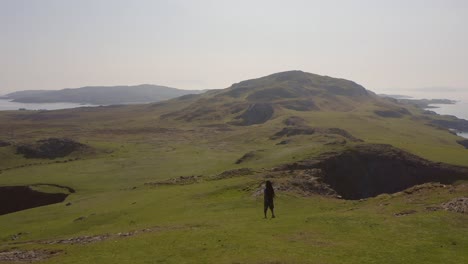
left=4, top=85, right=205, bottom=105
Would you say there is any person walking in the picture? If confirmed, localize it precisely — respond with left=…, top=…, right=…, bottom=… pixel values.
left=264, top=180, right=276, bottom=219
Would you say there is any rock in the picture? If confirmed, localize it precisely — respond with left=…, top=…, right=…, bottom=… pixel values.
left=0, top=249, right=61, bottom=262
left=442, top=197, right=468, bottom=214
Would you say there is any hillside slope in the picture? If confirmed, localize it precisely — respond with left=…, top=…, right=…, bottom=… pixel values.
left=0, top=71, right=467, bottom=263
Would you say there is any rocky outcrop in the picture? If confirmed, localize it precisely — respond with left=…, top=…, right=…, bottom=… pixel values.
left=442, top=197, right=468, bottom=214
left=212, top=168, right=255, bottom=180
left=233, top=103, right=274, bottom=125
left=0, top=249, right=62, bottom=262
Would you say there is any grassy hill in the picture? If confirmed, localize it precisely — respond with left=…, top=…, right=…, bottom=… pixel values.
left=4, top=85, right=204, bottom=105
left=0, top=71, right=467, bottom=263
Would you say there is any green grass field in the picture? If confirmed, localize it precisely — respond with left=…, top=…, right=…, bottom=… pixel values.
left=1, top=77, right=467, bottom=263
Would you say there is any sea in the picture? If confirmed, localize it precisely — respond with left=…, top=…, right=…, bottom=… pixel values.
left=0, top=98, right=99, bottom=111
left=388, top=90, right=468, bottom=139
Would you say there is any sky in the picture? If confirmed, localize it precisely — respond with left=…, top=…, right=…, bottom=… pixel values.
left=1, top=0, right=468, bottom=97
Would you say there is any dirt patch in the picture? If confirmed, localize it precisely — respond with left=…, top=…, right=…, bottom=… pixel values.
left=0, top=249, right=62, bottom=262
left=394, top=210, right=417, bottom=217
left=275, top=144, right=468, bottom=200
left=144, top=175, right=201, bottom=186
left=211, top=168, right=255, bottom=180
left=0, top=185, right=71, bottom=215
left=249, top=170, right=338, bottom=198
left=457, top=139, right=468, bottom=149
left=442, top=197, right=468, bottom=214
left=42, top=234, right=111, bottom=245
left=233, top=103, right=274, bottom=126
left=281, top=170, right=338, bottom=197
left=16, top=138, right=86, bottom=159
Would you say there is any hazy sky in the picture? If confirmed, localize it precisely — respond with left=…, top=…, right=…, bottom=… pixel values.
left=1, top=0, right=467, bottom=95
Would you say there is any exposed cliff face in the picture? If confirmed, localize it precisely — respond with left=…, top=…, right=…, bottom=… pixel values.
left=277, top=144, right=468, bottom=199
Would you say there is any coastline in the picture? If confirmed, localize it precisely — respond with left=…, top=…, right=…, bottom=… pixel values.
left=0, top=98, right=99, bottom=111
left=426, top=101, right=468, bottom=139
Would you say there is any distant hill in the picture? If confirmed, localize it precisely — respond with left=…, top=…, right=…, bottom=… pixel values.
left=4, top=85, right=205, bottom=105
left=161, top=70, right=386, bottom=125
